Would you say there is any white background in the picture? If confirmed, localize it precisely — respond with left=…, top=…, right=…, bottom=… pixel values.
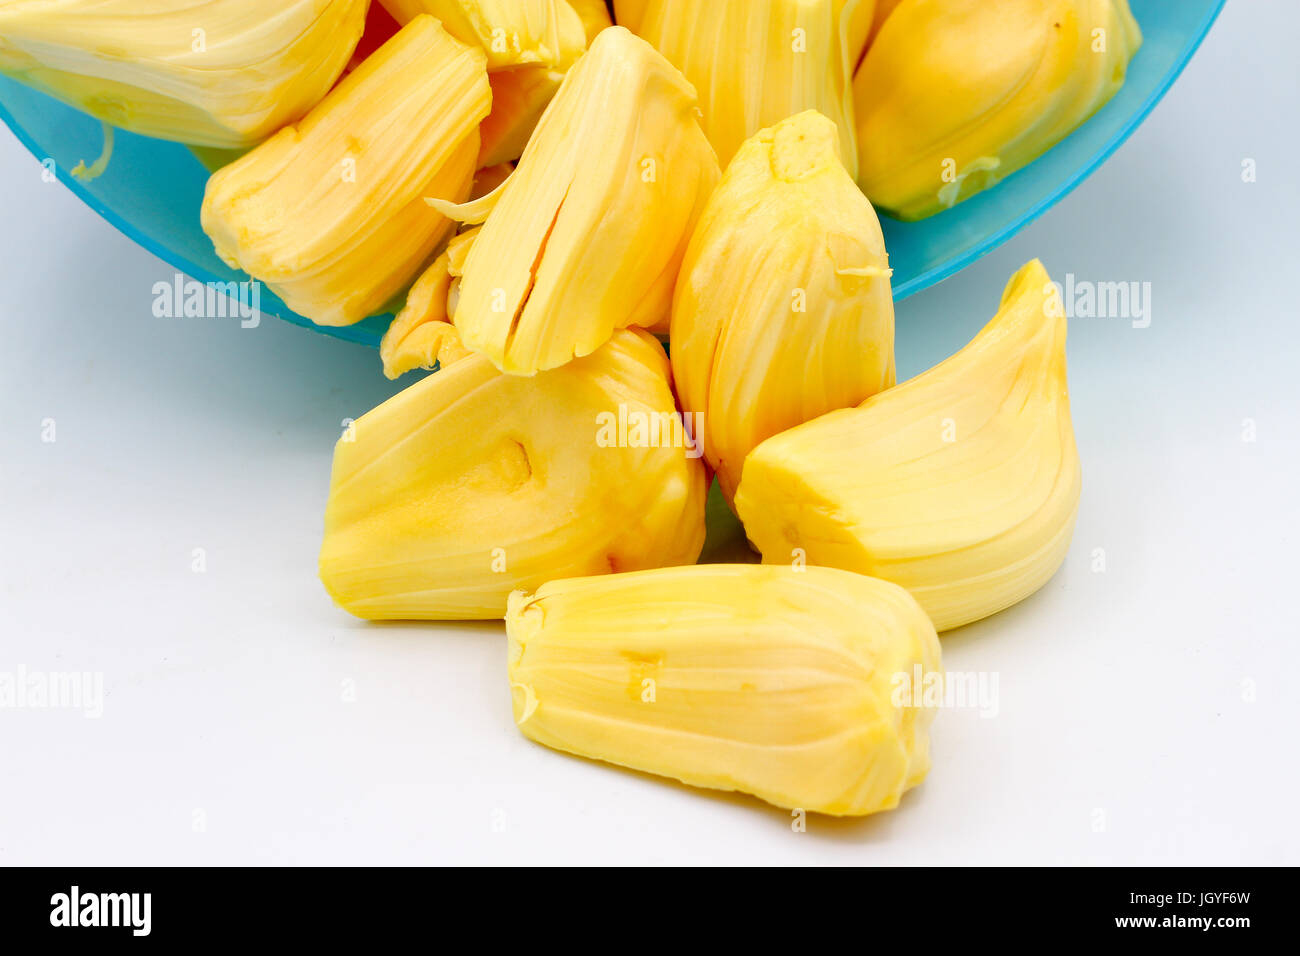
left=1, top=1, right=1297, bottom=865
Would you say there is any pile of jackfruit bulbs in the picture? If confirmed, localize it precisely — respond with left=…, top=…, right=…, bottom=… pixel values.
left=1, top=1, right=1142, bottom=817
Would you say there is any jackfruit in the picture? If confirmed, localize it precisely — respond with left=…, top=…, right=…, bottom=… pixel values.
left=854, top=0, right=1142, bottom=220
left=0, top=0, right=368, bottom=149
left=201, top=16, right=491, bottom=327
left=507, top=564, right=942, bottom=816
left=568, top=0, right=614, bottom=42
left=614, top=0, right=860, bottom=175
left=320, top=328, right=709, bottom=620
left=734, top=260, right=1081, bottom=632
left=347, top=1, right=403, bottom=74
left=471, top=164, right=515, bottom=199
left=840, top=0, right=876, bottom=69
left=378, top=0, right=586, bottom=71
left=379, top=228, right=480, bottom=379
left=866, top=0, right=902, bottom=47
left=429, top=26, right=720, bottom=376
left=671, top=110, right=894, bottom=506
left=478, top=66, right=565, bottom=168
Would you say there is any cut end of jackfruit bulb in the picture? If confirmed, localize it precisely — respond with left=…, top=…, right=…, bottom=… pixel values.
left=616, top=0, right=860, bottom=175
left=443, top=25, right=721, bottom=375
left=506, top=564, right=942, bottom=817
left=855, top=0, right=1142, bottom=220
left=735, top=259, right=1081, bottom=632
left=0, top=0, right=369, bottom=149
left=671, top=110, right=895, bottom=506
left=320, top=328, right=709, bottom=620
left=379, top=0, right=587, bottom=71
left=200, top=15, right=491, bottom=327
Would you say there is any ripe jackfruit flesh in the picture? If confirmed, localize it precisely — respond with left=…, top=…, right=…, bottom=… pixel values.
left=840, top=0, right=877, bottom=69
left=378, top=0, right=586, bottom=71
left=380, top=228, right=480, bottom=379
left=671, top=110, right=895, bottom=506
left=866, top=0, right=902, bottom=48
left=615, top=0, right=861, bottom=175
left=507, top=564, right=942, bottom=816
left=201, top=15, right=491, bottom=327
left=0, top=0, right=368, bottom=149
left=568, top=0, right=614, bottom=42
left=855, top=0, right=1142, bottom=219
left=735, top=260, right=1081, bottom=632
left=320, top=329, right=709, bottom=620
left=478, top=66, right=565, bottom=168
left=430, top=26, right=720, bottom=375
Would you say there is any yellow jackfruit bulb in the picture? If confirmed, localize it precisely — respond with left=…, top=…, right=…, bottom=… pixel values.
left=320, top=329, right=709, bottom=620
left=430, top=26, right=720, bottom=376
left=507, top=564, right=942, bottom=816
left=615, top=0, right=859, bottom=175
left=735, top=260, right=1081, bottom=632
left=201, top=16, right=491, bottom=327
left=378, top=0, right=586, bottom=70
left=478, top=66, right=565, bottom=168
left=379, top=228, right=480, bottom=379
left=568, top=0, right=614, bottom=42
left=0, top=0, right=368, bottom=149
left=839, top=0, right=876, bottom=69
left=866, top=0, right=902, bottom=47
left=671, top=110, right=895, bottom=506
left=854, top=0, right=1142, bottom=220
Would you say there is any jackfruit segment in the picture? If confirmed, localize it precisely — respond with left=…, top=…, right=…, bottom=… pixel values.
left=568, top=0, right=614, bottom=42
left=854, top=0, right=1142, bottom=219
left=735, top=260, right=1081, bottom=632
left=435, top=26, right=720, bottom=376
left=200, top=16, right=491, bottom=327
left=507, top=564, right=942, bottom=816
left=380, top=228, right=481, bottom=379
left=378, top=0, right=587, bottom=71
left=479, top=66, right=565, bottom=168
left=615, top=0, right=860, bottom=175
left=671, top=110, right=895, bottom=506
left=866, top=0, right=902, bottom=48
left=0, top=0, right=368, bottom=149
left=320, top=328, right=709, bottom=620
left=839, top=0, right=877, bottom=70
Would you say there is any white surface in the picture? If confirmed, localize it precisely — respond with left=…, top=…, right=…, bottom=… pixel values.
left=1, top=1, right=1297, bottom=866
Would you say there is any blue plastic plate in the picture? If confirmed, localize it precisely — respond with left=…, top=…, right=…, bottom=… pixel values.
left=0, top=0, right=1224, bottom=348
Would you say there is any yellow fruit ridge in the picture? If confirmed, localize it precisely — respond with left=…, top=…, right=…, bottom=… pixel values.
left=616, top=0, right=862, bottom=175
left=735, top=260, right=1081, bottom=632
left=671, top=109, right=895, bottom=506
left=0, top=0, right=368, bottom=149
left=200, top=15, right=491, bottom=327
left=507, top=564, right=942, bottom=817
left=320, top=329, right=708, bottom=620
left=432, top=26, right=721, bottom=375
left=854, top=0, right=1142, bottom=219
